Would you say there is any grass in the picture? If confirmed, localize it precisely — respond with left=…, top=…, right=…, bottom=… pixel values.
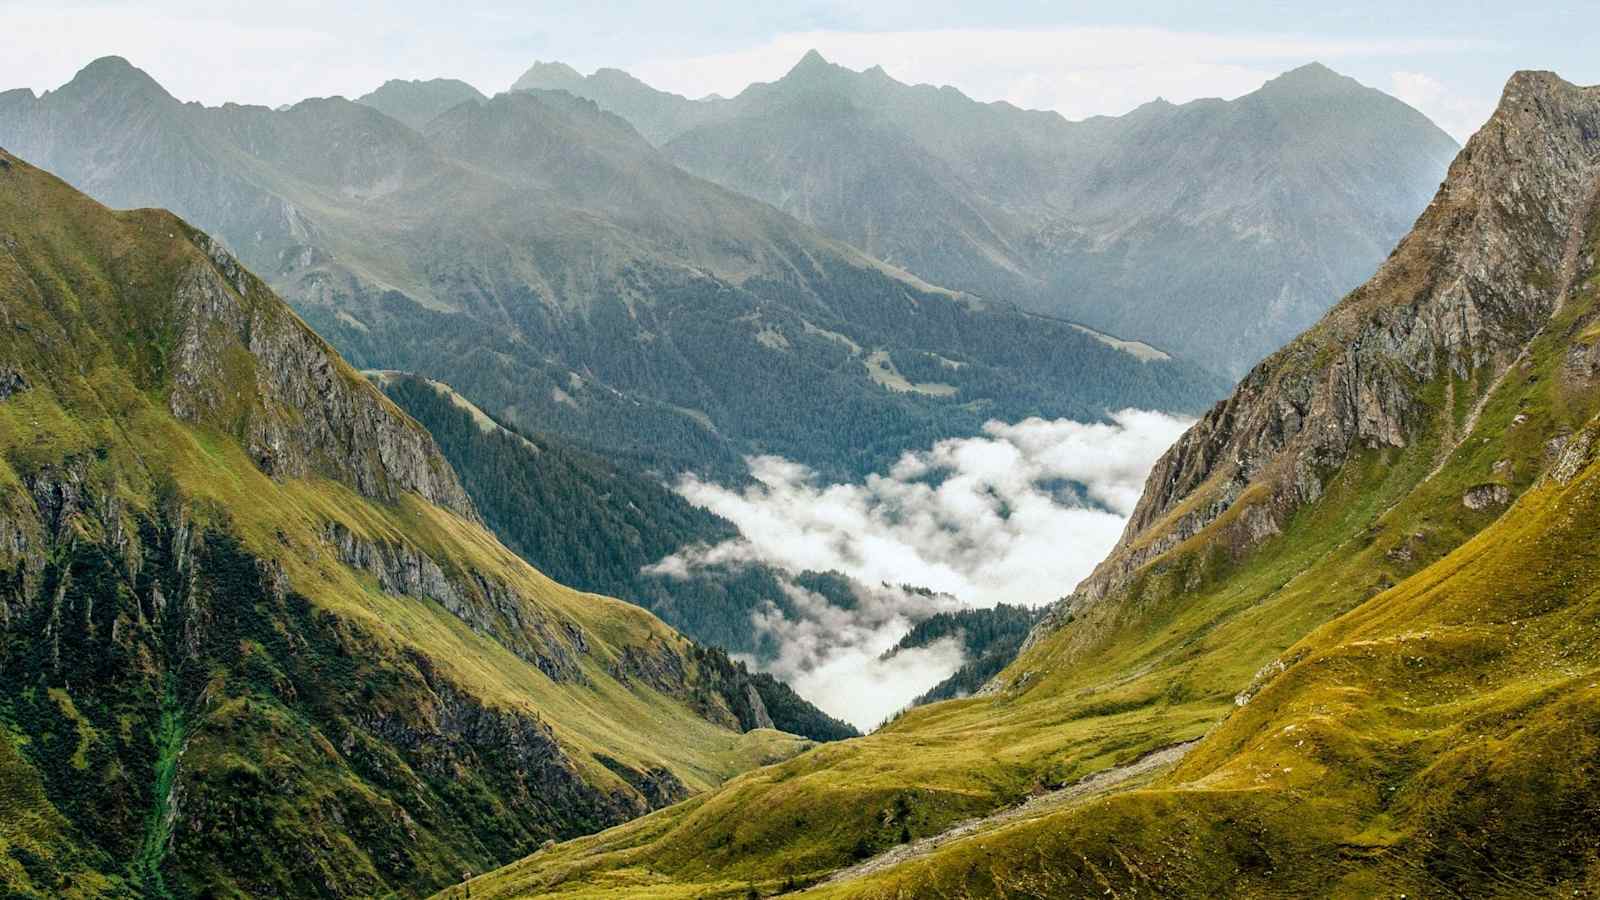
left=0, top=150, right=812, bottom=897
left=132, top=676, right=183, bottom=896
left=456, top=162, right=1600, bottom=899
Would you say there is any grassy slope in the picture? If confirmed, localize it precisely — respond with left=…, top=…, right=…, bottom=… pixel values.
left=815, top=387, right=1600, bottom=898
left=0, top=152, right=807, bottom=897
left=454, top=104, right=1600, bottom=899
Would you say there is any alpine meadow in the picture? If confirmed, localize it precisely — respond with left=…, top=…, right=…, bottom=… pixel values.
left=1, top=4, right=1597, bottom=899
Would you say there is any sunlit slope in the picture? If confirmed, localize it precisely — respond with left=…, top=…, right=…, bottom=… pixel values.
left=0, top=150, right=808, bottom=899
left=812, top=410, right=1600, bottom=898
left=456, top=70, right=1600, bottom=899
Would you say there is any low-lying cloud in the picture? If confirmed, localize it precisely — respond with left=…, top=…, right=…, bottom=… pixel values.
left=647, top=409, right=1193, bottom=729
left=752, top=579, right=967, bottom=729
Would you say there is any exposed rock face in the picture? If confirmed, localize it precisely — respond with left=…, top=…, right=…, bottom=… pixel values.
left=0, top=367, right=24, bottom=400
left=320, top=522, right=586, bottom=682
left=1462, top=483, right=1512, bottom=509
left=1550, top=428, right=1597, bottom=485
left=1042, top=72, right=1600, bottom=632
left=169, top=232, right=477, bottom=520
left=608, top=637, right=783, bottom=733
left=593, top=754, right=692, bottom=810
left=745, top=683, right=776, bottom=730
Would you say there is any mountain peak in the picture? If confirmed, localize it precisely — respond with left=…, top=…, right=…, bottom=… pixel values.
left=1257, top=61, right=1360, bottom=97
left=510, top=60, right=585, bottom=93
left=1254, top=61, right=1356, bottom=95
left=61, top=55, right=172, bottom=100
left=355, top=77, right=487, bottom=129
left=785, top=48, right=838, bottom=80
left=1477, top=70, right=1600, bottom=156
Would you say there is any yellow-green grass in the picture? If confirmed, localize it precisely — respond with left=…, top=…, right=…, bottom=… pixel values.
left=0, top=151, right=814, bottom=895
left=810, top=412, right=1600, bottom=897
left=456, top=208, right=1600, bottom=900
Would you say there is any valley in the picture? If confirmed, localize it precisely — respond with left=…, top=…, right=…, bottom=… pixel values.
left=1, top=13, right=1596, bottom=898
left=448, top=68, right=1600, bottom=898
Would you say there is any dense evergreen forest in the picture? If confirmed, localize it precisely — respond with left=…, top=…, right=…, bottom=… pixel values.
left=883, top=604, right=1048, bottom=705
left=380, top=374, right=859, bottom=740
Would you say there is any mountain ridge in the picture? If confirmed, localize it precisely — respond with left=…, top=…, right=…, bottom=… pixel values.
left=0, top=148, right=816, bottom=897
left=523, top=50, right=1459, bottom=376
left=453, top=67, right=1600, bottom=899
left=0, top=56, right=1225, bottom=487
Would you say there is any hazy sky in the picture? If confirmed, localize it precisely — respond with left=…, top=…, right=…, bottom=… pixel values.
left=0, top=1, right=1586, bottom=141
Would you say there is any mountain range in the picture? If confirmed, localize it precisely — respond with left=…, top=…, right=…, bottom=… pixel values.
left=0, top=150, right=842, bottom=896
left=514, top=51, right=1461, bottom=377
left=6, top=42, right=1597, bottom=900
left=0, top=56, right=1223, bottom=486
left=459, top=68, right=1600, bottom=898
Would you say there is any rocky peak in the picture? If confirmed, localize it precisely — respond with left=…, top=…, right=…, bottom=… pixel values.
left=780, top=49, right=850, bottom=88
left=55, top=55, right=174, bottom=104
left=1062, top=70, right=1600, bottom=613
left=511, top=60, right=586, bottom=93
left=1258, top=61, right=1359, bottom=97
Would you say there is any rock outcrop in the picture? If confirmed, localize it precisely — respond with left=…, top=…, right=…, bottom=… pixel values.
left=1048, top=72, right=1600, bottom=630
left=1009, top=72, right=1600, bottom=664
left=169, top=229, right=477, bottom=519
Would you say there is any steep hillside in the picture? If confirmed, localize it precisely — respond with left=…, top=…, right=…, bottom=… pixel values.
left=533, top=51, right=1458, bottom=376
left=0, top=58, right=1224, bottom=484
left=0, top=150, right=816, bottom=899
left=455, top=70, right=1600, bottom=898
left=372, top=370, right=856, bottom=744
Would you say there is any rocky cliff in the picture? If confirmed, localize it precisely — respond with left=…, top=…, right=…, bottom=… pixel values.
left=1044, top=70, right=1600, bottom=632
left=451, top=67, right=1600, bottom=900
left=0, top=149, right=811, bottom=899
left=170, top=229, right=478, bottom=518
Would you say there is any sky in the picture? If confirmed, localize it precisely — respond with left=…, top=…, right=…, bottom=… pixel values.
left=0, top=1, right=1589, bottom=141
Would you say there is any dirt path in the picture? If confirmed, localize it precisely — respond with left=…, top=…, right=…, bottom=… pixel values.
left=821, top=740, right=1199, bottom=887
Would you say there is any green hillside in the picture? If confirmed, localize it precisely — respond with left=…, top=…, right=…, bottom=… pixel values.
left=453, top=69, right=1600, bottom=899
left=0, top=149, right=813, bottom=898
left=369, top=371, right=859, bottom=742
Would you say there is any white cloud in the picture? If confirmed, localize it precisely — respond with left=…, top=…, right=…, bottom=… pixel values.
left=633, top=27, right=1491, bottom=121
left=648, top=409, right=1193, bottom=729
left=739, top=580, right=967, bottom=730
left=1390, top=70, right=1496, bottom=142
left=651, top=409, right=1191, bottom=607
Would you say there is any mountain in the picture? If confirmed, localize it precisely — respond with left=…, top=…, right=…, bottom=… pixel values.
left=373, top=370, right=845, bottom=666
left=372, top=375, right=859, bottom=742
left=525, top=53, right=1459, bottom=377
left=510, top=61, right=722, bottom=144
left=459, top=70, right=1600, bottom=898
left=0, top=58, right=1225, bottom=485
left=0, top=150, right=820, bottom=898
left=355, top=77, right=486, bottom=130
